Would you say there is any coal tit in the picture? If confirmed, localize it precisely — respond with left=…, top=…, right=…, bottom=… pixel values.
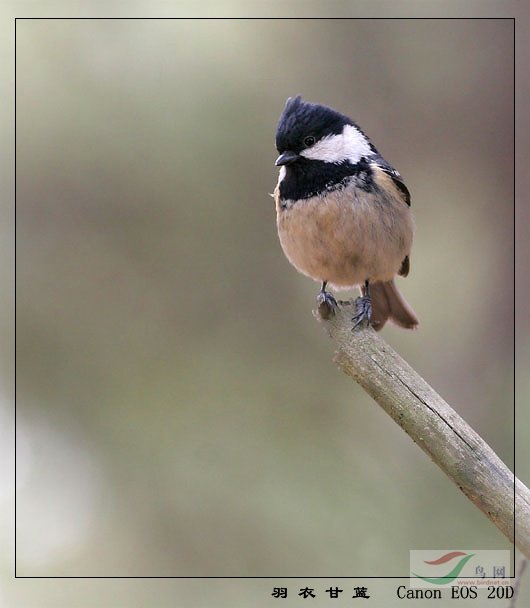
left=274, top=96, right=418, bottom=330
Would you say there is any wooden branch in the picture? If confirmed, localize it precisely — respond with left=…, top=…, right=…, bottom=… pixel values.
left=314, top=298, right=530, bottom=559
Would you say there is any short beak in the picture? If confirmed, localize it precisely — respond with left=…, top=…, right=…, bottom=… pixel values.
left=275, top=150, right=300, bottom=166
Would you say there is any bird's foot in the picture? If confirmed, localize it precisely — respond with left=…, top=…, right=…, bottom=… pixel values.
left=316, top=289, right=338, bottom=320
left=352, top=295, right=372, bottom=330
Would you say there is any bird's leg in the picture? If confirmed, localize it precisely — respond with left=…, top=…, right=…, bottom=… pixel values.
left=352, top=280, right=372, bottom=329
left=316, top=281, right=338, bottom=315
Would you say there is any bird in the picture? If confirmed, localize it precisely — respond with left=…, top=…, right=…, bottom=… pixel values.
left=273, top=95, right=419, bottom=331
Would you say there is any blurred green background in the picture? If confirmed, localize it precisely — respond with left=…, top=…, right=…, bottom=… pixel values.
left=8, top=14, right=524, bottom=606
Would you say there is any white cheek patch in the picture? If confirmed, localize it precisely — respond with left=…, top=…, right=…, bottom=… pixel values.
left=300, top=124, right=372, bottom=164
left=277, top=166, right=287, bottom=182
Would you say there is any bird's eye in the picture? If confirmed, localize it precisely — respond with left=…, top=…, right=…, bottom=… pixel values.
left=304, top=136, right=316, bottom=147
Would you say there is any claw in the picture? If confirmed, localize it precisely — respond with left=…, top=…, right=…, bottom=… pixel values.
left=317, top=286, right=338, bottom=319
left=352, top=295, right=372, bottom=330
left=317, top=290, right=337, bottom=309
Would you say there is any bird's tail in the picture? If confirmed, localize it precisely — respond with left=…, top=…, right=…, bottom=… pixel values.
left=369, top=280, right=419, bottom=331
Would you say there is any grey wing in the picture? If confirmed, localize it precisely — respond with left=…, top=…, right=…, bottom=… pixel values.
left=373, top=155, right=412, bottom=277
left=373, top=155, right=411, bottom=207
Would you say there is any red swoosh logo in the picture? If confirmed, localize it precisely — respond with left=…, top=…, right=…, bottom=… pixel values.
left=424, top=551, right=467, bottom=565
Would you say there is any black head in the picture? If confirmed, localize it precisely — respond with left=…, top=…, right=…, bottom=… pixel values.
left=275, top=96, right=353, bottom=160
left=274, top=97, right=379, bottom=200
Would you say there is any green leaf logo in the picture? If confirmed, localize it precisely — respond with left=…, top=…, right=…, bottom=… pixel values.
left=413, top=552, right=475, bottom=585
